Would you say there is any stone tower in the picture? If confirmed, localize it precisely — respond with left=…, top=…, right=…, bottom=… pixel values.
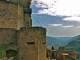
left=10, top=0, right=32, bottom=27
left=0, top=0, right=46, bottom=60
left=0, top=0, right=32, bottom=30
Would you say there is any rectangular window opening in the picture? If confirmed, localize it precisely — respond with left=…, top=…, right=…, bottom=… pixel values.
left=27, top=42, right=35, bottom=45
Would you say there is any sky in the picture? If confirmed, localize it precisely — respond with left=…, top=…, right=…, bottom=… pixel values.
left=30, top=0, right=80, bottom=37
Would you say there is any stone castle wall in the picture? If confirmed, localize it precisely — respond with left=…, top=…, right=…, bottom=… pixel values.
left=0, top=1, right=24, bottom=30
left=0, top=28, right=17, bottom=45
left=0, top=0, right=47, bottom=60
left=18, top=27, right=46, bottom=60
left=38, top=27, right=46, bottom=60
left=24, top=13, right=32, bottom=27
left=10, top=0, right=31, bottom=8
left=17, top=4, right=24, bottom=30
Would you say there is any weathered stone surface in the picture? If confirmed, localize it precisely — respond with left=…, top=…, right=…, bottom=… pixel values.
left=0, top=28, right=17, bottom=45
left=24, top=13, right=32, bottom=27
left=18, top=27, right=46, bottom=60
left=10, top=0, right=31, bottom=8
left=0, top=0, right=47, bottom=60
left=0, top=1, right=24, bottom=30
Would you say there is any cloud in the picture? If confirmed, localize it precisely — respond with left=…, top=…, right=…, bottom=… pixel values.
left=76, top=26, right=80, bottom=28
left=48, top=24, right=62, bottom=27
left=47, top=26, right=80, bottom=37
left=48, top=24, right=74, bottom=28
left=62, top=25, right=74, bottom=28
left=63, top=17, right=80, bottom=22
left=31, top=0, right=80, bottom=22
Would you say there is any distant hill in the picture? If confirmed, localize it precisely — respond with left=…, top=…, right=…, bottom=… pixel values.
left=46, top=36, right=60, bottom=49
left=69, top=35, right=80, bottom=42
left=65, top=35, right=80, bottom=59
left=46, top=36, right=72, bottom=49
left=46, top=36, right=59, bottom=45
left=55, top=37, right=72, bottom=44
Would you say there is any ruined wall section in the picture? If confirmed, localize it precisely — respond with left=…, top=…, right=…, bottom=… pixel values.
left=0, top=28, right=17, bottom=44
left=18, top=27, right=38, bottom=60
left=18, top=27, right=46, bottom=60
left=38, top=28, right=46, bottom=60
left=0, top=1, right=24, bottom=30
left=0, top=28, right=18, bottom=51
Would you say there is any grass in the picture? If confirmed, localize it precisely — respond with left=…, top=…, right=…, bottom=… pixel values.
left=0, top=47, right=6, bottom=58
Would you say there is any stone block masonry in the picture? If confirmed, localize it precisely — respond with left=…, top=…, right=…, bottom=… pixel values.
left=0, top=1, right=24, bottom=30
left=0, top=0, right=47, bottom=60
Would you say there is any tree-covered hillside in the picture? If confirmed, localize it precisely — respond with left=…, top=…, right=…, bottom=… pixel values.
left=46, top=36, right=72, bottom=49
left=65, top=37, right=80, bottom=59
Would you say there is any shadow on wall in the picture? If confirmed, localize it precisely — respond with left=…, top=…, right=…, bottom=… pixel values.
left=6, top=49, right=18, bottom=60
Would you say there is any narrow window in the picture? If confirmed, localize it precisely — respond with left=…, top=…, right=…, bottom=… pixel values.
left=42, top=42, right=46, bottom=44
left=27, top=42, right=35, bottom=45
left=10, top=42, right=14, bottom=44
